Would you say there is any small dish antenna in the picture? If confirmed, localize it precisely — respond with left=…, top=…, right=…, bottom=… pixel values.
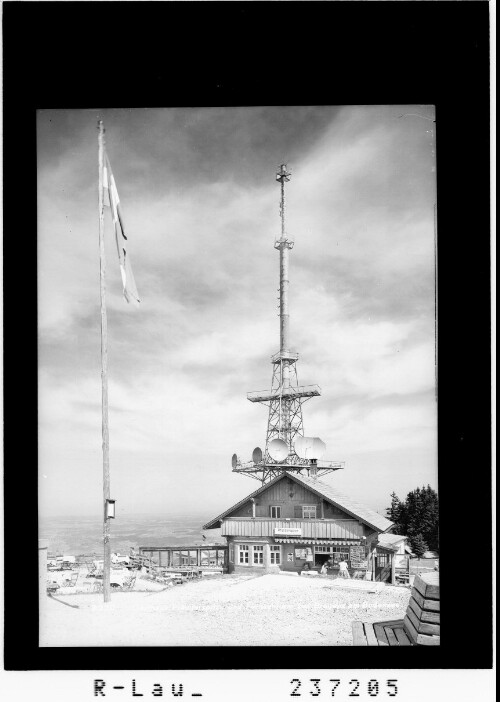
left=294, top=436, right=326, bottom=460
left=231, top=453, right=238, bottom=468
left=268, top=438, right=289, bottom=462
left=252, top=447, right=263, bottom=464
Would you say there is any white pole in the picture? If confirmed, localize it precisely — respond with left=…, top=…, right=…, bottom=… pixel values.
left=98, top=119, right=111, bottom=603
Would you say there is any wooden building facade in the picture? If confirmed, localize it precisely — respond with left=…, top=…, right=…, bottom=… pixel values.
left=203, top=471, right=403, bottom=582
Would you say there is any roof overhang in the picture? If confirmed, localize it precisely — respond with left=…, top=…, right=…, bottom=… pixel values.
left=203, top=471, right=393, bottom=533
left=274, top=538, right=361, bottom=545
left=202, top=472, right=287, bottom=529
left=375, top=543, right=400, bottom=553
left=288, top=472, right=393, bottom=533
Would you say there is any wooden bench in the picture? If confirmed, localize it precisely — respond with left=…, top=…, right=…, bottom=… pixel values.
left=352, top=572, right=440, bottom=646
left=352, top=619, right=413, bottom=646
left=403, top=572, right=440, bottom=646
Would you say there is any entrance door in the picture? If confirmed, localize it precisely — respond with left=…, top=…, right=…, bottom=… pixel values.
left=374, top=553, right=392, bottom=582
left=315, top=554, right=330, bottom=568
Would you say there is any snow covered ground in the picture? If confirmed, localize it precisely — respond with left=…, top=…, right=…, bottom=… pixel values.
left=40, top=573, right=411, bottom=647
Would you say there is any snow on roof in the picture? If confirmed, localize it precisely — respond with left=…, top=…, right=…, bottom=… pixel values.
left=203, top=471, right=393, bottom=533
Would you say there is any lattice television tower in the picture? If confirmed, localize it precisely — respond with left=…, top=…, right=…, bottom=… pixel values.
left=232, top=165, right=344, bottom=483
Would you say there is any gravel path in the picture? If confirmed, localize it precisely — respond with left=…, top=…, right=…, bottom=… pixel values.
left=40, top=573, right=411, bottom=647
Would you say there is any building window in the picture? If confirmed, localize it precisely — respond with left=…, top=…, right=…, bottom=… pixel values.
left=377, top=553, right=389, bottom=567
left=302, top=505, right=317, bottom=519
left=270, top=505, right=281, bottom=518
left=238, top=545, right=249, bottom=564
left=270, top=545, right=281, bottom=565
left=315, top=546, right=334, bottom=553
left=333, top=551, right=350, bottom=563
left=253, top=545, right=264, bottom=565
left=229, top=544, right=234, bottom=564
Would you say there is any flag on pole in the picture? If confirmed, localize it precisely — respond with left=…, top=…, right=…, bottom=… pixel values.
left=103, top=152, right=140, bottom=304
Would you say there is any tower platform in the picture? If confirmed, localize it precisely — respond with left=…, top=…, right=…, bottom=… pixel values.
left=271, top=351, right=299, bottom=364
left=232, top=459, right=345, bottom=481
left=247, top=384, right=321, bottom=403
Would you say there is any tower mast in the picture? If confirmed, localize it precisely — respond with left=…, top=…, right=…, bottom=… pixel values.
left=277, top=164, right=292, bottom=359
left=276, top=165, right=293, bottom=444
left=232, top=165, right=344, bottom=483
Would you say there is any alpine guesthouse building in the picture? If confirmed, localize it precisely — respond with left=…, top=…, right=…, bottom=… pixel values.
left=203, top=471, right=409, bottom=583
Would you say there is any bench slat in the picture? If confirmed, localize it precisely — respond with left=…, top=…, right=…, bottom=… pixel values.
left=406, top=606, right=440, bottom=636
left=384, top=626, right=400, bottom=646
left=413, top=573, right=440, bottom=600
left=412, top=588, right=440, bottom=612
left=408, top=597, right=440, bottom=624
left=352, top=621, right=368, bottom=646
left=371, top=618, right=405, bottom=627
left=404, top=614, right=440, bottom=646
left=364, top=623, right=379, bottom=646
left=394, top=627, right=412, bottom=646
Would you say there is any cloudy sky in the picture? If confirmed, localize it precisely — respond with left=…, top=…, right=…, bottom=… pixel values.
left=38, top=105, right=437, bottom=520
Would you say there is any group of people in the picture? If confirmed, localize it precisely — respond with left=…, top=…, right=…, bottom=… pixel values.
left=300, top=556, right=351, bottom=578
left=320, top=557, right=350, bottom=578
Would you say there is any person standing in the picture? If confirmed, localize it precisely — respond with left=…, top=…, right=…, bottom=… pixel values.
left=299, top=548, right=314, bottom=575
left=338, top=557, right=350, bottom=579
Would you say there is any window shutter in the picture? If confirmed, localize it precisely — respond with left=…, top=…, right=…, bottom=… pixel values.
left=294, top=505, right=302, bottom=518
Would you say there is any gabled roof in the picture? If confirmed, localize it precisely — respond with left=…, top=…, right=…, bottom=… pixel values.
left=377, top=533, right=406, bottom=547
left=290, top=472, right=393, bottom=533
left=202, top=473, right=285, bottom=530
left=203, top=471, right=393, bottom=533
left=376, top=532, right=407, bottom=552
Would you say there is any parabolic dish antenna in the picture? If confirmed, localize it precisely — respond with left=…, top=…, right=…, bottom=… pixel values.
left=294, top=436, right=326, bottom=460
left=252, top=447, right=263, bottom=464
left=231, top=453, right=238, bottom=468
left=268, top=438, right=289, bottom=462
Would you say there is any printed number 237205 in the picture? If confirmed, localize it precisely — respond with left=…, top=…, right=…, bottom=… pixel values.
left=290, top=679, right=398, bottom=697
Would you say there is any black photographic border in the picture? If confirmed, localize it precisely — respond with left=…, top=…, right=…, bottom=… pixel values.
left=3, top=0, right=492, bottom=672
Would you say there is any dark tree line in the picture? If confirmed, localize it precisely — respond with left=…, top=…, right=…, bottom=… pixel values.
left=386, top=485, right=439, bottom=558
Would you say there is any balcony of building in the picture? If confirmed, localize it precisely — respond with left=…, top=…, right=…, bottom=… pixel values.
left=221, top=517, right=363, bottom=540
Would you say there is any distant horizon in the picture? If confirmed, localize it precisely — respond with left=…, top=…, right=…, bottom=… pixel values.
left=39, top=483, right=437, bottom=520
left=40, top=512, right=216, bottom=519
left=39, top=495, right=421, bottom=521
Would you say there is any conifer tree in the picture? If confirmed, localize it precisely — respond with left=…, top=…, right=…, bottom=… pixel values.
left=409, top=532, right=428, bottom=558
left=386, top=492, right=404, bottom=530
left=386, top=485, right=439, bottom=554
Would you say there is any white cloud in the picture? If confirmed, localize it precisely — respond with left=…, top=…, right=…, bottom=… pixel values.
left=38, top=106, right=437, bottom=517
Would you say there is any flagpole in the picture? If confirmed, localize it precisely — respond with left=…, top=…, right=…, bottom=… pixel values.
left=98, top=119, right=111, bottom=603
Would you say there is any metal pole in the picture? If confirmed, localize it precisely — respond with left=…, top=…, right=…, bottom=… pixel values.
left=279, top=167, right=290, bottom=357
left=280, top=245, right=290, bottom=358
left=277, top=165, right=291, bottom=446
left=98, top=119, right=111, bottom=603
